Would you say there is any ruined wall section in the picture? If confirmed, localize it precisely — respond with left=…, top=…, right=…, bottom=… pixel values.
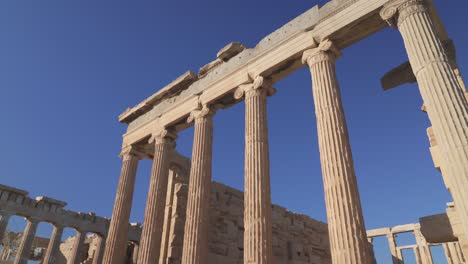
left=208, top=182, right=331, bottom=264
left=163, top=181, right=331, bottom=264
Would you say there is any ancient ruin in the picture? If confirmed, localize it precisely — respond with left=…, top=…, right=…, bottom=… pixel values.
left=1, top=0, right=468, bottom=263
left=0, top=184, right=141, bottom=264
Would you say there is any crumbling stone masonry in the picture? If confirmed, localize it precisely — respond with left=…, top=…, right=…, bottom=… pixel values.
left=0, top=184, right=141, bottom=264
left=0, top=178, right=332, bottom=264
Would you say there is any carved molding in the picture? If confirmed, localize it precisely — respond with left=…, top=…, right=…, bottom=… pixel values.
left=233, top=76, right=276, bottom=100
left=148, top=129, right=177, bottom=145
left=302, top=39, right=341, bottom=67
left=380, top=0, right=427, bottom=28
left=119, top=145, right=145, bottom=159
left=187, top=104, right=215, bottom=124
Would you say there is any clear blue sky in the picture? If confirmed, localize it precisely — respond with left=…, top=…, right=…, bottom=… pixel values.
left=1, top=0, right=465, bottom=263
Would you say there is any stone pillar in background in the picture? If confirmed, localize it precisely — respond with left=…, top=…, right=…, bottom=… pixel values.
left=137, top=130, right=177, bottom=264
left=387, top=233, right=401, bottom=264
left=42, top=224, right=64, bottom=264
left=381, top=0, right=468, bottom=242
left=452, top=242, right=466, bottom=262
left=414, top=228, right=433, bottom=264
left=131, top=243, right=139, bottom=264
left=396, top=248, right=403, bottom=263
left=414, top=246, right=423, bottom=264
left=443, top=243, right=455, bottom=264
left=302, top=40, right=370, bottom=264
left=102, top=146, right=140, bottom=264
left=235, top=76, right=276, bottom=264
left=14, top=217, right=38, bottom=264
left=367, top=237, right=377, bottom=264
left=93, top=235, right=106, bottom=264
left=0, top=212, right=11, bottom=242
left=69, top=230, right=85, bottom=264
left=159, top=169, right=177, bottom=264
left=181, top=105, right=215, bottom=264
left=443, top=242, right=465, bottom=264
left=165, top=182, right=189, bottom=263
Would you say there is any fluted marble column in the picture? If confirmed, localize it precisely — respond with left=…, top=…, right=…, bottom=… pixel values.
left=452, top=242, right=465, bottom=263
left=14, top=218, right=38, bottom=264
left=42, top=224, right=64, bottom=264
left=235, top=76, right=275, bottom=264
left=137, top=130, right=176, bottom=264
left=93, top=235, right=105, bottom=264
left=181, top=105, right=214, bottom=264
left=302, top=40, right=370, bottom=264
left=0, top=212, right=11, bottom=243
left=447, top=242, right=466, bottom=263
left=68, top=230, right=85, bottom=264
left=381, top=0, right=468, bottom=237
left=443, top=243, right=455, bottom=264
left=103, top=146, right=140, bottom=264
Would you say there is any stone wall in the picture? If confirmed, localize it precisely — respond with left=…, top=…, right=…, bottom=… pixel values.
left=1, top=179, right=330, bottom=264
left=162, top=181, right=331, bottom=264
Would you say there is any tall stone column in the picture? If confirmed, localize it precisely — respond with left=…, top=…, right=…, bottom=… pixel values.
left=302, top=40, right=370, bottom=264
left=443, top=243, right=456, bottom=264
left=137, top=130, right=176, bottom=264
left=381, top=0, right=468, bottom=238
left=451, top=242, right=466, bottom=262
left=414, top=246, right=423, bottom=264
left=13, top=217, right=38, bottom=264
left=159, top=169, right=177, bottom=264
left=102, top=146, right=140, bottom=264
left=0, top=211, right=11, bottom=242
left=181, top=105, right=214, bottom=264
left=443, top=242, right=465, bottom=264
left=68, top=230, right=85, bottom=264
left=42, top=224, right=64, bottom=264
left=92, top=235, right=106, bottom=264
left=414, top=228, right=433, bottom=264
left=387, top=234, right=401, bottom=264
left=396, top=248, right=403, bottom=262
left=235, top=76, right=275, bottom=264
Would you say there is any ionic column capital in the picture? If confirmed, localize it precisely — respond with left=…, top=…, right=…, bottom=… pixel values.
left=187, top=104, right=215, bottom=124
left=148, top=129, right=177, bottom=145
left=302, top=39, right=341, bottom=67
left=119, top=145, right=144, bottom=160
left=234, top=75, right=276, bottom=100
left=380, top=0, right=428, bottom=28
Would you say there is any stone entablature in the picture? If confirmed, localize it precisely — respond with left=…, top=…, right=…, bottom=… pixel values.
left=118, top=0, right=399, bottom=148
left=119, top=5, right=320, bottom=129
left=118, top=0, right=453, bottom=150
